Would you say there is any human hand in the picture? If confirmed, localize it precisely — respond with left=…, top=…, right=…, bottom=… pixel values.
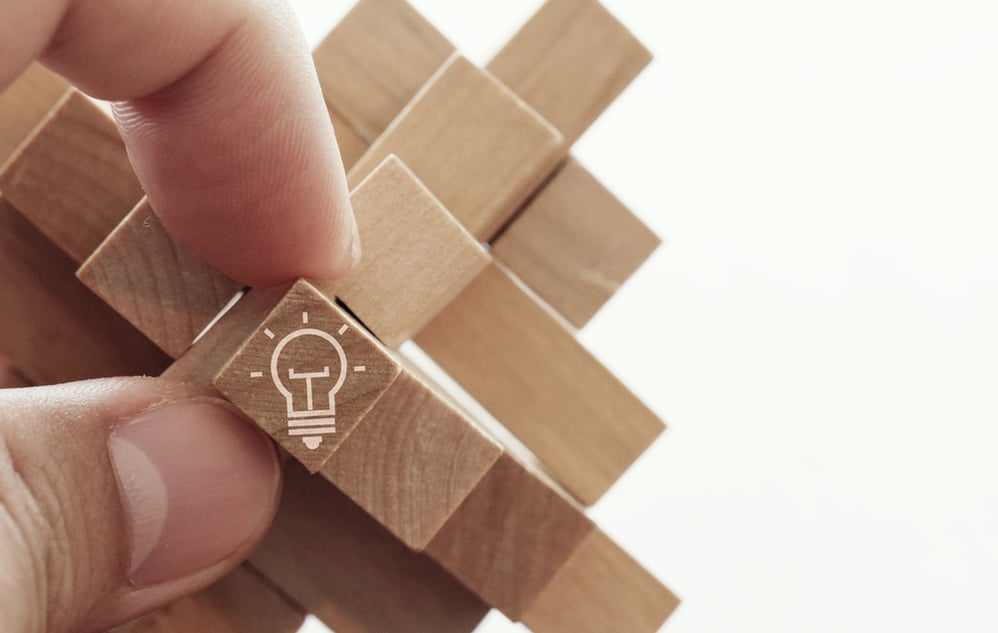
left=0, top=0, right=358, bottom=630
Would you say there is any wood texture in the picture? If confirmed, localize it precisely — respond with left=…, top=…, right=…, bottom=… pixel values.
left=214, top=280, right=401, bottom=472
left=77, top=198, right=242, bottom=358
left=487, top=0, right=652, bottom=145
left=491, top=157, right=661, bottom=328
left=0, top=197, right=169, bottom=384
left=251, top=461, right=490, bottom=633
left=322, top=155, right=489, bottom=347
left=414, top=261, right=665, bottom=505
left=425, top=452, right=595, bottom=619
left=321, top=369, right=503, bottom=550
left=347, top=55, right=565, bottom=241
left=0, top=90, right=142, bottom=263
left=0, top=63, right=69, bottom=162
left=313, top=0, right=456, bottom=143
left=522, top=529, right=680, bottom=633
left=329, top=106, right=370, bottom=171
left=112, top=566, right=305, bottom=633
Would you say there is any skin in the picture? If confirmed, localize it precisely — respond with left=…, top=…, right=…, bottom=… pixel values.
left=0, top=0, right=357, bottom=630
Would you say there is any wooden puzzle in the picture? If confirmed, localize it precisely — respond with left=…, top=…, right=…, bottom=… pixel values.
left=0, top=0, right=679, bottom=631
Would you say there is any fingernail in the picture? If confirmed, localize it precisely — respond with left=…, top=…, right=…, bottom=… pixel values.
left=108, top=399, right=279, bottom=587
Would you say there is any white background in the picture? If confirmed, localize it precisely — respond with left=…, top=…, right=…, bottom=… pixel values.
left=289, top=1, right=998, bottom=631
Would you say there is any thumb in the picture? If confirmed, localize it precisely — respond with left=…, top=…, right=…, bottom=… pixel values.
left=0, top=377, right=281, bottom=633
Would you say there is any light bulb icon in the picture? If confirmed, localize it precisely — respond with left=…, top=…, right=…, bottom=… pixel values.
left=247, top=311, right=367, bottom=450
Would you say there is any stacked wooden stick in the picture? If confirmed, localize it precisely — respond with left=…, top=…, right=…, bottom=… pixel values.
left=0, top=0, right=678, bottom=631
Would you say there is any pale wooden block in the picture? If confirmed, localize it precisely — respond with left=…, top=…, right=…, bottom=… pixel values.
left=313, top=0, right=455, bottom=143
left=414, top=261, right=664, bottom=505
left=321, top=369, right=503, bottom=550
left=251, top=461, right=490, bottom=633
left=347, top=55, right=565, bottom=241
left=0, top=90, right=142, bottom=263
left=425, top=452, right=595, bottom=620
left=0, top=63, right=69, bottom=162
left=321, top=155, right=490, bottom=348
left=77, top=198, right=242, bottom=358
left=212, top=280, right=401, bottom=472
left=0, top=197, right=169, bottom=384
left=522, top=529, right=680, bottom=633
left=487, top=0, right=652, bottom=145
left=491, top=157, right=661, bottom=328
left=329, top=106, right=370, bottom=171
left=112, top=566, right=305, bottom=633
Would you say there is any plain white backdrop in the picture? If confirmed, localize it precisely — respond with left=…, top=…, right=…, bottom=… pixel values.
left=288, top=1, right=998, bottom=631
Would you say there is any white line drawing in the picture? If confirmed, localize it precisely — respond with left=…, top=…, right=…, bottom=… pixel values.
left=265, top=312, right=350, bottom=450
left=354, top=366, right=366, bottom=372
left=249, top=371, right=264, bottom=378
left=338, top=324, right=349, bottom=335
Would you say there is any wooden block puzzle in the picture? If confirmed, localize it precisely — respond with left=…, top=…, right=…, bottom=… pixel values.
left=0, top=1, right=679, bottom=631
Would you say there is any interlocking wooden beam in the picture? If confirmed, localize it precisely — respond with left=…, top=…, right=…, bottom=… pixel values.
left=0, top=63, right=68, bottom=161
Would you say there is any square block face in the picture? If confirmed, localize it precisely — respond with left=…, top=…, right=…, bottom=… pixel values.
left=214, top=281, right=401, bottom=472
left=0, top=63, right=68, bottom=162
left=347, top=55, right=565, bottom=241
left=491, top=158, right=660, bottom=327
left=322, top=156, right=489, bottom=348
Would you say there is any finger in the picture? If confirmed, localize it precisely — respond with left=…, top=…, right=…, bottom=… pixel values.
left=0, top=377, right=281, bottom=632
left=0, top=0, right=358, bottom=287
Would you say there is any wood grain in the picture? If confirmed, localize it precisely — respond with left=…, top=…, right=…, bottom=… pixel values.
left=0, top=90, right=142, bottom=263
left=313, top=0, right=455, bottom=143
left=111, top=566, right=305, bottom=633
left=77, top=198, right=242, bottom=358
left=414, top=261, right=665, bottom=505
left=0, top=197, right=169, bottom=384
left=329, top=106, right=370, bottom=171
left=522, top=529, right=680, bottom=633
left=0, top=63, right=69, bottom=162
left=491, top=157, right=661, bottom=328
left=322, top=155, right=490, bottom=348
left=347, top=55, right=565, bottom=241
left=321, top=369, right=503, bottom=550
left=487, top=0, right=652, bottom=145
left=213, top=280, right=401, bottom=472
left=425, top=452, right=595, bottom=620
left=251, top=460, right=490, bottom=633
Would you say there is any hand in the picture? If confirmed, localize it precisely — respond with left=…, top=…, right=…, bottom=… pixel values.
left=0, top=1, right=358, bottom=631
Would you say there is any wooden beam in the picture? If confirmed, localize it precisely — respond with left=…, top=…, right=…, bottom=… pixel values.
left=0, top=63, right=69, bottom=162
left=321, top=155, right=490, bottom=348
left=250, top=461, right=490, bottom=633
left=522, top=530, right=680, bottom=633
left=347, top=55, right=565, bottom=241
left=77, top=198, right=242, bottom=358
left=313, top=0, right=455, bottom=143
left=0, top=197, right=169, bottom=384
left=0, top=90, right=142, bottom=263
left=414, top=261, right=665, bottom=505
left=111, top=566, right=305, bottom=633
left=487, top=0, right=652, bottom=145
left=491, top=157, right=661, bottom=328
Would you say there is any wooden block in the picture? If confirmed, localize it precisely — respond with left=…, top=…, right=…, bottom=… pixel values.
left=210, top=280, right=401, bottom=472
left=77, top=198, right=242, bottom=358
left=321, top=368, right=503, bottom=550
left=487, top=0, right=652, bottom=145
left=414, top=261, right=664, bottom=505
left=522, top=530, right=680, bottom=633
left=0, top=63, right=69, bottom=162
left=321, top=155, right=489, bottom=348
left=313, top=0, right=456, bottom=143
left=0, top=364, right=29, bottom=389
left=251, top=461, right=490, bottom=633
left=425, top=452, right=595, bottom=619
left=347, top=55, right=565, bottom=241
left=0, top=197, right=169, bottom=385
left=491, top=158, right=661, bottom=328
left=0, top=90, right=142, bottom=263
left=329, top=106, right=370, bottom=171
left=112, top=566, right=305, bottom=633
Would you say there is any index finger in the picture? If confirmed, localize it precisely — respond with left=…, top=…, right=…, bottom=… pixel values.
left=1, top=0, right=358, bottom=286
